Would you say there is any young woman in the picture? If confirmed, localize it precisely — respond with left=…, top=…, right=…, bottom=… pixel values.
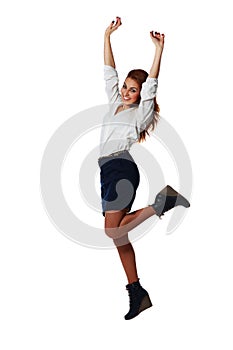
left=98, top=17, right=190, bottom=320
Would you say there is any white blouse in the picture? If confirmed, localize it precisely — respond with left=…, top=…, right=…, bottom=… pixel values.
left=99, top=65, right=158, bottom=158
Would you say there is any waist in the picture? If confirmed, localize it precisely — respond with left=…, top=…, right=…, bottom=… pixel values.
left=98, top=150, right=128, bottom=160
left=98, top=150, right=134, bottom=167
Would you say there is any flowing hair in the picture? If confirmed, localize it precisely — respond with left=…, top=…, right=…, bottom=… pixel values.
left=126, top=69, right=160, bottom=143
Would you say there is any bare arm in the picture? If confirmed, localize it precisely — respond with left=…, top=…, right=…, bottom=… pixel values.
left=149, top=31, right=165, bottom=78
left=104, top=17, right=122, bottom=68
left=136, top=31, right=165, bottom=130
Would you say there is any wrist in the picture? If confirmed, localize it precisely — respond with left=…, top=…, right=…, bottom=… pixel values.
left=154, top=46, right=163, bottom=57
left=155, top=45, right=164, bottom=52
left=104, top=32, right=111, bottom=40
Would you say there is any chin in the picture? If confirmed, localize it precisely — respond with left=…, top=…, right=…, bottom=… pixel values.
left=123, top=100, right=135, bottom=105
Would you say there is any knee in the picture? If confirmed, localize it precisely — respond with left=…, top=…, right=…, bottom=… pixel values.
left=113, top=235, right=130, bottom=248
left=104, top=226, right=119, bottom=240
left=104, top=210, right=127, bottom=239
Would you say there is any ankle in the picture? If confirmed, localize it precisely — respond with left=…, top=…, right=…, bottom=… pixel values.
left=148, top=205, right=161, bottom=218
left=127, top=277, right=139, bottom=285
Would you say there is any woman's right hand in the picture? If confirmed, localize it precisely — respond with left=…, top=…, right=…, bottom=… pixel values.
left=105, top=17, right=122, bottom=37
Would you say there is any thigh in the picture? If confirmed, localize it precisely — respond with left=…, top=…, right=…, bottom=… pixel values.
left=104, top=209, right=128, bottom=229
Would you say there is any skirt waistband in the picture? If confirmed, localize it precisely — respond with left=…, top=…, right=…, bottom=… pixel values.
left=98, top=150, right=134, bottom=167
left=98, top=150, right=128, bottom=161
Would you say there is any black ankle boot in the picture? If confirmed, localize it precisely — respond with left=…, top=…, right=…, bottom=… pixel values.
left=124, top=280, right=152, bottom=320
left=150, top=185, right=190, bottom=218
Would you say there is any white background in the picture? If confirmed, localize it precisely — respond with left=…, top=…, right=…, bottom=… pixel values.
left=1, top=0, right=233, bottom=349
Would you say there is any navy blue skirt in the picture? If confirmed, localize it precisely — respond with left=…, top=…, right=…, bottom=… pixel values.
left=98, top=151, right=140, bottom=217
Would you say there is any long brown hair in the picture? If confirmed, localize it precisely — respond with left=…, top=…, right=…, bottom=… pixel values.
left=126, top=69, right=160, bottom=143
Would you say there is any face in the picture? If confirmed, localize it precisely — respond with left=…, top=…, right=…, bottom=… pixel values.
left=121, top=78, right=141, bottom=106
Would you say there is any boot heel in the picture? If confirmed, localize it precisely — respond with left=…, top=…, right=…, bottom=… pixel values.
left=177, top=194, right=190, bottom=208
left=139, top=294, right=153, bottom=313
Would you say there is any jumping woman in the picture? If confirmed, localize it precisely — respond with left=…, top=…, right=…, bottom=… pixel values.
left=98, top=17, right=190, bottom=320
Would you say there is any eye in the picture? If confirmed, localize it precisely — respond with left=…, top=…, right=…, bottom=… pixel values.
left=122, top=83, right=127, bottom=89
left=130, top=88, right=137, bottom=93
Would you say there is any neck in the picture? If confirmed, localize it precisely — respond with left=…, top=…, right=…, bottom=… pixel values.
left=123, top=104, right=130, bottom=110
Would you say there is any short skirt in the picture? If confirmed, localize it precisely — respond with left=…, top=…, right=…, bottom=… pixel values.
left=98, top=150, right=140, bottom=217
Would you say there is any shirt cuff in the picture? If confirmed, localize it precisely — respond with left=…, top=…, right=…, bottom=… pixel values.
left=104, top=65, right=117, bottom=72
left=104, top=65, right=118, bottom=79
left=145, top=77, right=158, bottom=85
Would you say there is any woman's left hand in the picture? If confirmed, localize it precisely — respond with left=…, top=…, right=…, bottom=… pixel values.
left=150, top=31, right=165, bottom=50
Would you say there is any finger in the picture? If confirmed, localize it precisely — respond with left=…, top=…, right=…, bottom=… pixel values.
left=110, top=17, right=120, bottom=30
left=150, top=31, right=159, bottom=38
left=109, top=20, right=115, bottom=29
left=116, top=16, right=122, bottom=26
left=150, top=31, right=155, bottom=38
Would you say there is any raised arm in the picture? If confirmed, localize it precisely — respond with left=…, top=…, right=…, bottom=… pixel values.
left=104, top=17, right=122, bottom=68
left=149, top=31, right=165, bottom=78
left=136, top=30, right=165, bottom=132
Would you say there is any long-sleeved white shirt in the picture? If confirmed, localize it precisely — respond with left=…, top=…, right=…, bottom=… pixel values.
left=99, top=65, right=158, bottom=158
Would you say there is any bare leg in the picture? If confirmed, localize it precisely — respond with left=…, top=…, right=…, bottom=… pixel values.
left=105, top=205, right=156, bottom=240
left=105, top=207, right=156, bottom=284
left=120, top=206, right=156, bottom=231
left=114, top=235, right=139, bottom=284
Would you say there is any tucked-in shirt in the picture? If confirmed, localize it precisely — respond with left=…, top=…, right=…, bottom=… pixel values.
left=99, top=65, right=158, bottom=157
